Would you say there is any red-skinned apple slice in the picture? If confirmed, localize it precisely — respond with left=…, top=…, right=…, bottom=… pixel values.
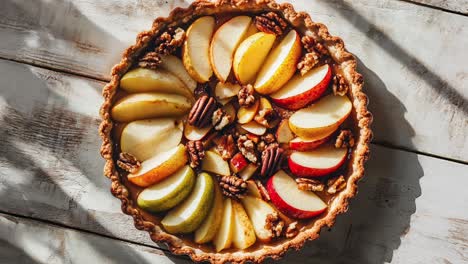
left=288, top=144, right=348, bottom=177
left=270, top=64, right=332, bottom=110
left=230, top=153, right=248, bottom=173
left=184, top=123, right=212, bottom=141
left=289, top=130, right=334, bottom=151
left=276, top=119, right=294, bottom=143
left=267, top=170, right=327, bottom=219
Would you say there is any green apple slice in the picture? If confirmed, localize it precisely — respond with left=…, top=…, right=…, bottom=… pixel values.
left=137, top=165, right=195, bottom=212
left=194, top=177, right=224, bottom=243
left=161, top=172, right=214, bottom=234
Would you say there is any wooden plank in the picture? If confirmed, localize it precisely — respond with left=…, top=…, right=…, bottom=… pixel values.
left=0, top=59, right=466, bottom=263
left=0, top=213, right=190, bottom=264
left=403, top=0, right=468, bottom=14
left=0, top=0, right=466, bottom=161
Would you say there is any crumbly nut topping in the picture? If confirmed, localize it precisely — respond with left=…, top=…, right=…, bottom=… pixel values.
left=260, top=145, right=285, bottom=177
left=187, top=140, right=205, bottom=169
left=285, top=222, right=299, bottom=238
left=255, top=180, right=271, bottom=201
left=332, top=73, right=349, bottom=96
left=138, top=52, right=162, bottom=70
left=254, top=108, right=278, bottom=127
left=220, top=175, right=247, bottom=199
left=257, top=133, right=277, bottom=152
left=254, top=12, right=288, bottom=36
left=314, top=42, right=328, bottom=56
left=154, top=27, right=186, bottom=55
left=335, top=129, right=355, bottom=148
left=237, top=134, right=258, bottom=163
left=297, top=52, right=319, bottom=76
left=265, top=212, right=285, bottom=238
left=117, top=152, right=141, bottom=173
left=296, top=178, right=325, bottom=192
left=188, top=95, right=217, bottom=128
left=215, top=135, right=237, bottom=160
left=302, top=35, right=328, bottom=57
left=212, top=108, right=230, bottom=131
left=238, top=84, right=256, bottom=107
left=327, top=175, right=346, bottom=194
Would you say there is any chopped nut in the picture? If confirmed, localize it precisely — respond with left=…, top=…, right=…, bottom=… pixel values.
left=335, top=129, right=355, bottom=148
left=332, top=73, right=349, bottom=96
left=220, top=175, right=247, bottom=199
left=327, top=175, right=346, bottom=194
left=285, top=222, right=299, bottom=238
left=238, top=84, right=256, bottom=107
left=301, top=35, right=316, bottom=53
left=254, top=108, right=278, bottom=127
left=117, top=152, right=141, bottom=173
left=254, top=12, right=288, bottom=36
left=138, top=52, right=162, bottom=69
left=265, top=212, right=285, bottom=238
left=187, top=140, right=205, bottom=168
left=296, top=178, right=325, bottom=192
left=260, top=145, right=285, bottom=177
left=212, top=108, right=230, bottom=131
left=297, top=52, right=319, bottom=76
left=255, top=180, right=270, bottom=201
left=215, top=135, right=237, bottom=160
left=237, top=134, right=258, bottom=163
left=154, top=27, right=186, bottom=55
left=257, top=133, right=277, bottom=152
left=188, top=95, right=217, bottom=128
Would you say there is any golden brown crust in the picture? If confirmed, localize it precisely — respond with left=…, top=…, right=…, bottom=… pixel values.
left=99, top=0, right=373, bottom=263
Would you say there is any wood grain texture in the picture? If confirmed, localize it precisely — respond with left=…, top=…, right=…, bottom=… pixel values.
left=0, top=59, right=466, bottom=263
left=0, top=213, right=190, bottom=264
left=403, top=0, right=468, bottom=14
left=0, top=0, right=466, bottom=162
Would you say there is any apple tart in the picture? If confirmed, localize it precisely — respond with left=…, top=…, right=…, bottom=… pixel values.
left=99, top=0, right=372, bottom=263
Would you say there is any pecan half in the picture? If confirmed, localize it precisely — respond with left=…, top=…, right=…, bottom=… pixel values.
left=238, top=84, right=256, bottom=107
left=285, top=222, right=299, bottom=238
left=333, top=73, right=349, bottom=96
left=220, top=175, right=247, bottom=199
left=117, top=152, right=141, bottom=173
left=138, top=52, right=162, bottom=70
left=188, top=95, right=217, bottom=128
left=154, top=27, right=185, bottom=55
left=187, top=140, right=205, bottom=168
left=260, top=145, right=284, bottom=177
left=296, top=178, right=325, bottom=192
left=237, top=134, right=258, bottom=163
left=212, top=108, right=230, bottom=131
left=255, top=12, right=288, bottom=36
left=335, top=129, right=355, bottom=148
left=265, top=212, right=285, bottom=238
left=255, top=180, right=271, bottom=201
left=215, top=135, right=237, bottom=160
left=327, top=175, right=346, bottom=194
left=297, top=52, right=319, bottom=76
left=257, top=133, right=277, bottom=153
left=254, top=108, right=278, bottom=127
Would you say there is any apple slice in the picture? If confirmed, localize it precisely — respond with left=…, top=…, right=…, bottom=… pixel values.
left=119, top=68, right=193, bottom=100
left=230, top=152, right=248, bottom=174
left=232, top=200, right=256, bottom=249
left=241, top=121, right=266, bottom=136
left=184, top=123, right=212, bottom=141
left=183, top=16, right=215, bottom=83
left=271, top=64, right=332, bottom=110
left=267, top=170, right=327, bottom=219
left=222, top=102, right=236, bottom=123
left=241, top=196, right=277, bottom=242
left=128, top=144, right=188, bottom=187
left=289, top=94, right=352, bottom=138
left=276, top=119, right=294, bottom=144
left=288, top=144, right=347, bottom=177
left=121, top=118, right=182, bottom=161
left=111, top=93, right=192, bottom=122
left=215, top=82, right=241, bottom=100
left=237, top=99, right=260, bottom=124
left=213, top=198, right=234, bottom=252
left=195, top=175, right=224, bottom=243
left=238, top=163, right=258, bottom=181
left=210, top=16, right=252, bottom=82
left=162, top=172, right=215, bottom=234
left=159, top=54, right=197, bottom=92
left=289, top=130, right=333, bottom=151
left=137, top=165, right=195, bottom=212
left=201, top=150, right=231, bottom=176
left=245, top=181, right=261, bottom=198
left=233, top=32, right=276, bottom=84
left=254, top=30, right=302, bottom=94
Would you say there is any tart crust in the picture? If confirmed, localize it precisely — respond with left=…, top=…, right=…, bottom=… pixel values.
left=99, top=0, right=373, bottom=263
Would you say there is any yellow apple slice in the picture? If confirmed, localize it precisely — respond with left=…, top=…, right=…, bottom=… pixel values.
left=241, top=121, right=266, bottom=136
left=213, top=198, right=234, bottom=252
left=111, top=93, right=192, bottom=122
left=232, top=200, right=256, bottom=249
left=237, top=99, right=260, bottom=124
left=233, top=32, right=276, bottom=84
left=183, top=16, right=215, bottom=83
left=210, top=16, right=252, bottom=82
left=121, top=118, right=182, bottom=161
left=289, top=94, right=352, bottom=138
left=137, top=165, right=195, bottom=212
left=119, top=68, right=193, bottom=100
left=128, top=144, right=188, bottom=187
left=254, top=30, right=302, bottom=94
left=201, top=150, right=230, bottom=176
left=245, top=181, right=262, bottom=198
left=241, top=196, right=277, bottom=242
left=194, top=178, right=224, bottom=243
left=162, top=172, right=215, bottom=234
left=215, top=82, right=241, bottom=101
left=159, top=54, right=197, bottom=92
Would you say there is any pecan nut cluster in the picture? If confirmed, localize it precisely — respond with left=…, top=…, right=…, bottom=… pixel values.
left=188, top=95, right=218, bottom=128
left=117, top=152, right=141, bottom=173
left=187, top=140, right=205, bottom=169
left=265, top=212, right=285, bottom=238
left=327, top=175, right=346, bottom=194
left=257, top=133, right=277, bottom=152
left=219, top=175, right=247, bottom=199
left=138, top=52, right=162, bottom=70
left=237, top=134, right=258, bottom=163
left=154, top=27, right=186, bottom=55
left=238, top=84, right=256, bottom=107
left=254, top=12, right=288, bottom=36
left=335, top=129, right=355, bottom=148
left=254, top=108, right=278, bottom=127
left=332, top=73, right=349, bottom=96
left=296, top=178, right=325, bottom=192
left=285, top=222, right=299, bottom=238
left=297, top=52, right=319, bottom=76
left=260, top=145, right=284, bottom=177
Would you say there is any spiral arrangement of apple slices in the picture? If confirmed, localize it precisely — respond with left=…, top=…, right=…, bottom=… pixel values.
left=111, top=14, right=353, bottom=252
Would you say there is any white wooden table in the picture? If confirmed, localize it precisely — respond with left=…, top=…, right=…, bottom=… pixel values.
left=0, top=0, right=467, bottom=263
